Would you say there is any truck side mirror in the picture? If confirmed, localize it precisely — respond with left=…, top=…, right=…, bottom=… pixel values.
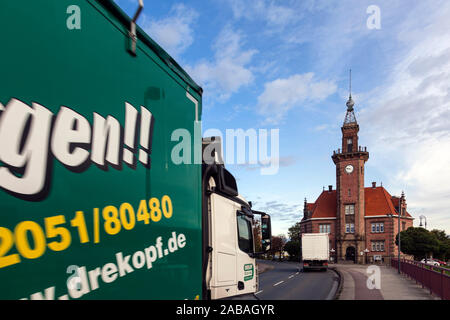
left=261, top=214, right=271, bottom=253
left=252, top=211, right=271, bottom=254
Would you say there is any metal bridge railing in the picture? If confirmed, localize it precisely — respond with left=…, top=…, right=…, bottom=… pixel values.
left=391, top=258, right=450, bottom=300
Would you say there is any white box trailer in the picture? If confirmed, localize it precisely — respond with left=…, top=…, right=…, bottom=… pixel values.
left=301, top=233, right=329, bottom=271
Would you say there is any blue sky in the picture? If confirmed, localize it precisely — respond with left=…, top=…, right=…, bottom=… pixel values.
left=115, top=0, right=450, bottom=237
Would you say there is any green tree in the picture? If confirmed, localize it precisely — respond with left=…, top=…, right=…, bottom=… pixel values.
left=396, top=227, right=439, bottom=260
left=270, top=235, right=287, bottom=261
left=288, top=222, right=301, bottom=242
left=430, top=229, right=450, bottom=261
left=430, top=229, right=447, bottom=241
left=284, top=240, right=301, bottom=261
left=438, top=240, right=450, bottom=261
left=253, top=219, right=262, bottom=253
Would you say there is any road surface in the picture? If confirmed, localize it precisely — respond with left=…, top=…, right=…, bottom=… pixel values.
left=256, top=260, right=339, bottom=300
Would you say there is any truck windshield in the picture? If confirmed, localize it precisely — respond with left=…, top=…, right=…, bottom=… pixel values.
left=237, top=213, right=253, bottom=254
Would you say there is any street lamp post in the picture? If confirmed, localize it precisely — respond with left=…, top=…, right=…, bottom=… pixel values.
left=364, top=248, right=369, bottom=264
left=398, top=193, right=403, bottom=274
left=388, top=194, right=403, bottom=274
left=387, top=213, right=394, bottom=265
left=299, top=232, right=302, bottom=263
left=419, top=215, right=427, bottom=229
left=419, top=215, right=428, bottom=263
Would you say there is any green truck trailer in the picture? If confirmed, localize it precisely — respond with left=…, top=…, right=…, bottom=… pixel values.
left=0, top=0, right=271, bottom=300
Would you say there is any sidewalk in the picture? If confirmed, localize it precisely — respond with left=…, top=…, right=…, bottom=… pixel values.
left=334, top=264, right=438, bottom=300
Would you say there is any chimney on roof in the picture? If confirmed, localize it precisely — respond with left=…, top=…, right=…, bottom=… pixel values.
left=328, top=185, right=333, bottom=192
left=372, top=182, right=376, bottom=188
left=303, top=198, right=308, bottom=219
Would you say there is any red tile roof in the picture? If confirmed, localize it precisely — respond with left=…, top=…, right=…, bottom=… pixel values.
left=365, top=187, right=397, bottom=217
left=309, top=190, right=337, bottom=218
left=304, top=186, right=412, bottom=219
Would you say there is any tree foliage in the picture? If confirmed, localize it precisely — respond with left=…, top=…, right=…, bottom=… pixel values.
left=288, top=222, right=302, bottom=242
left=253, top=219, right=262, bottom=253
left=397, top=227, right=449, bottom=261
left=430, top=229, right=450, bottom=261
left=284, top=240, right=301, bottom=261
left=270, top=235, right=287, bottom=261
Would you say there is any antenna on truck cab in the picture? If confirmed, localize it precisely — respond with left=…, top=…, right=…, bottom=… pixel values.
left=129, top=0, right=144, bottom=56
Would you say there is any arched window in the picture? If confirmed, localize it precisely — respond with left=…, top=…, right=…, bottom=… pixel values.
left=347, top=138, right=353, bottom=153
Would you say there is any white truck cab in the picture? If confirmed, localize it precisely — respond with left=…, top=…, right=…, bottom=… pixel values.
left=202, top=137, right=271, bottom=299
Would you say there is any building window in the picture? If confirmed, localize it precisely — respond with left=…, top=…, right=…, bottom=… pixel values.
left=345, top=223, right=355, bottom=233
left=402, top=222, right=406, bottom=231
left=319, top=224, right=331, bottom=234
left=345, top=204, right=355, bottom=215
left=371, top=241, right=385, bottom=252
left=237, top=212, right=254, bottom=254
left=371, top=223, right=384, bottom=233
left=348, top=189, right=351, bottom=197
left=347, top=138, right=353, bottom=153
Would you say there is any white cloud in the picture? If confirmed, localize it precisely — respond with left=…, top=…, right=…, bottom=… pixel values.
left=257, top=73, right=337, bottom=124
left=314, top=124, right=329, bottom=132
left=228, top=0, right=295, bottom=26
left=234, top=155, right=297, bottom=172
left=226, top=0, right=331, bottom=30
left=186, top=26, right=257, bottom=101
left=360, top=2, right=450, bottom=233
left=143, top=4, right=198, bottom=57
left=252, top=199, right=302, bottom=237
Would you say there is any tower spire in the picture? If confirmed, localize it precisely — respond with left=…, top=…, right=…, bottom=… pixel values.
left=344, top=69, right=356, bottom=125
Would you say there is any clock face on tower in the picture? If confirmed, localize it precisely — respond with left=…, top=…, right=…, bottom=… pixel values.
left=345, top=165, right=354, bottom=174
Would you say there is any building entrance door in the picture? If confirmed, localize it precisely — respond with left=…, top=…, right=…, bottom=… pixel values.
left=345, top=246, right=356, bottom=262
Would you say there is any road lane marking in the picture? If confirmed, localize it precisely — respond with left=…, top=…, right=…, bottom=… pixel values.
left=255, top=290, right=263, bottom=295
left=273, top=281, right=284, bottom=287
left=288, top=275, right=295, bottom=279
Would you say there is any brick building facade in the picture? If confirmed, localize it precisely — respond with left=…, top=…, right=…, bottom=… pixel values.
left=300, top=93, right=414, bottom=264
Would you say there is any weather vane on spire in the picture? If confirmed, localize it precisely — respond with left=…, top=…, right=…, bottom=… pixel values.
left=349, top=69, right=352, bottom=97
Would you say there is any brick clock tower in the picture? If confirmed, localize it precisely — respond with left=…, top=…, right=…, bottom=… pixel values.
left=300, top=74, right=415, bottom=264
left=331, top=92, right=369, bottom=263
